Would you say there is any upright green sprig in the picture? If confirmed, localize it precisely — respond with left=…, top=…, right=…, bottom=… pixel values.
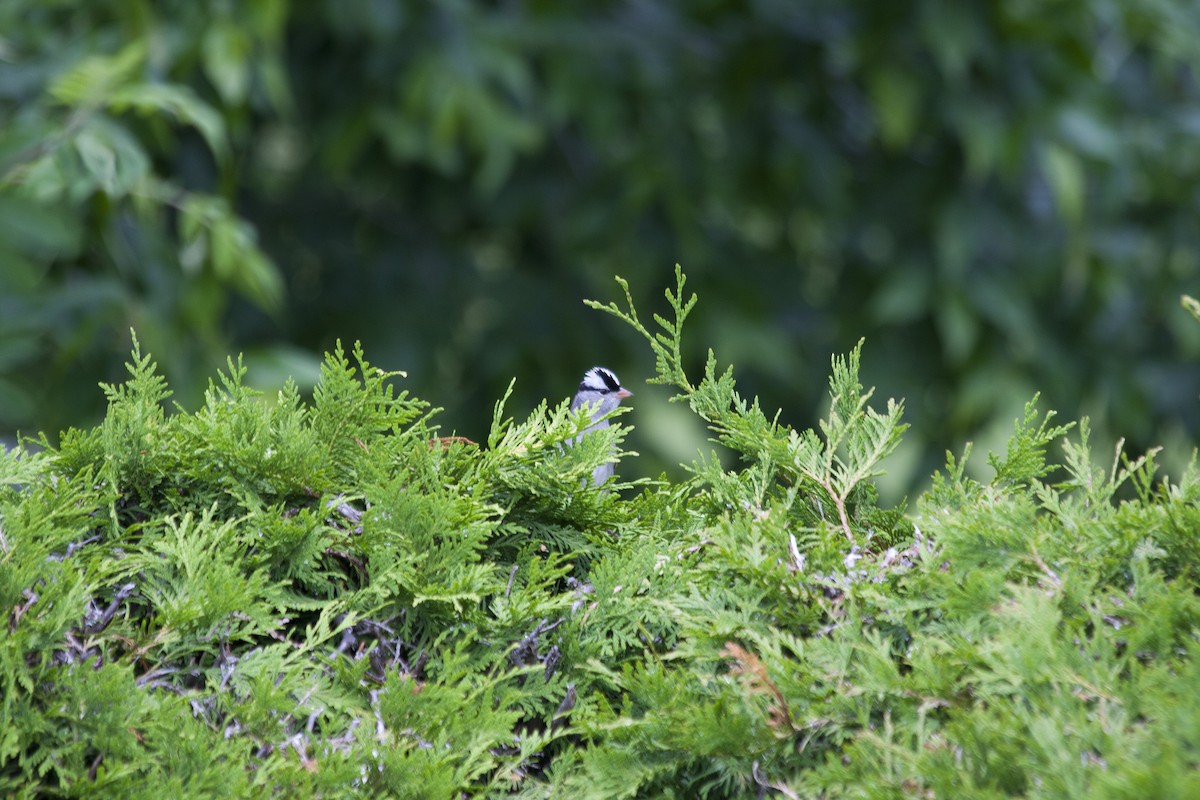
left=310, top=340, right=431, bottom=482
left=584, top=264, right=697, bottom=397
left=787, top=342, right=907, bottom=540
left=96, top=331, right=174, bottom=525
left=1037, top=417, right=1161, bottom=510
left=588, top=269, right=907, bottom=542
left=988, top=394, right=1074, bottom=487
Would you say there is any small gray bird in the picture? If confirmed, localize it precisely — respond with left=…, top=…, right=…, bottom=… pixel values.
left=570, top=366, right=633, bottom=486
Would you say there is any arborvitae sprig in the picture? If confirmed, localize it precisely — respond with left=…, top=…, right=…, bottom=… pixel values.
left=988, top=393, right=1074, bottom=486
left=588, top=269, right=908, bottom=542
left=583, top=263, right=697, bottom=397
left=482, top=378, right=632, bottom=494
left=174, top=356, right=323, bottom=514
left=785, top=342, right=908, bottom=540
left=1035, top=418, right=1160, bottom=509
left=96, top=331, right=174, bottom=519
left=477, top=377, right=635, bottom=553
left=310, top=340, right=431, bottom=483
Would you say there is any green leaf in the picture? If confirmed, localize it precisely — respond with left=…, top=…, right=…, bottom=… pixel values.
left=202, top=23, right=251, bottom=105
left=107, top=83, right=229, bottom=164
left=868, top=69, right=920, bottom=149
left=71, top=117, right=150, bottom=197
left=48, top=41, right=147, bottom=106
left=1041, top=141, right=1085, bottom=225
left=1183, top=294, right=1200, bottom=324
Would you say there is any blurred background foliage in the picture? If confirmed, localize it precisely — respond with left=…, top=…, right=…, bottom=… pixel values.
left=2, top=0, right=1199, bottom=498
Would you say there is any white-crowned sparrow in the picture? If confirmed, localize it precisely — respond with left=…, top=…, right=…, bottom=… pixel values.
left=570, top=366, right=632, bottom=487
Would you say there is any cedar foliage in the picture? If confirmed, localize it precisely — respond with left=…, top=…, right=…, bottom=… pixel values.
left=3, top=269, right=1199, bottom=798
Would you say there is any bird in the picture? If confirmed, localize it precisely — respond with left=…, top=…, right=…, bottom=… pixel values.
left=569, top=366, right=633, bottom=487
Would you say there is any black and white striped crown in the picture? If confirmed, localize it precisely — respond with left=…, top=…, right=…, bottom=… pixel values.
left=579, top=366, right=622, bottom=394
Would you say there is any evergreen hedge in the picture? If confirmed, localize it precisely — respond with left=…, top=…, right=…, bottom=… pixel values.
left=3, top=271, right=1199, bottom=798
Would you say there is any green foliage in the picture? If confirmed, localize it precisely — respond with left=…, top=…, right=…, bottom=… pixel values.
left=0, top=0, right=288, bottom=435
left=3, top=270, right=1200, bottom=798
left=988, top=395, right=1075, bottom=487
left=3, top=1, right=1199, bottom=507
left=590, top=267, right=909, bottom=544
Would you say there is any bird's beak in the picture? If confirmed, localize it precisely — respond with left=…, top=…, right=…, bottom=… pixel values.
left=617, top=388, right=633, bottom=399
